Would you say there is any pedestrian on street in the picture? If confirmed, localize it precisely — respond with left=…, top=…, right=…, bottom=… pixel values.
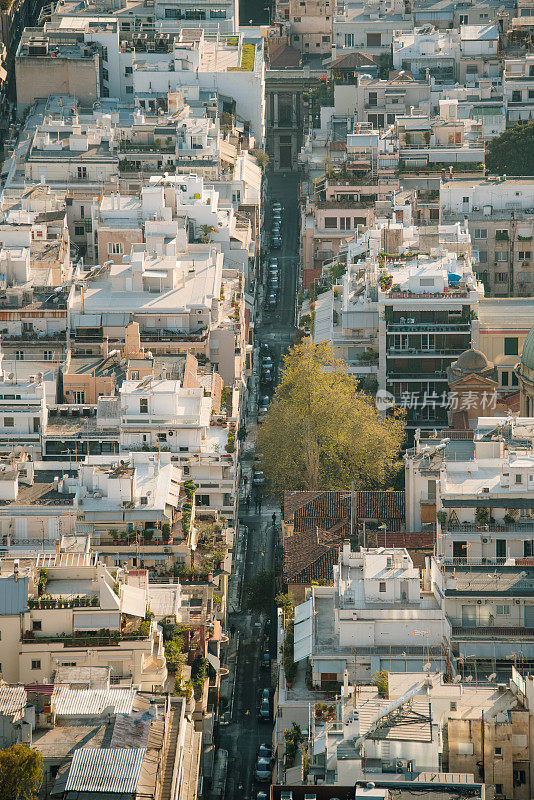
left=258, top=497, right=263, bottom=512
left=245, top=494, right=250, bottom=511
left=255, top=497, right=260, bottom=514
left=272, top=511, right=276, bottom=527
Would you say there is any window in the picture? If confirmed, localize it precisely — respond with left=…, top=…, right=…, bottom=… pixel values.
left=519, top=250, right=531, bottom=260
left=368, top=91, right=378, bottom=107
left=4, top=417, right=13, bottom=427
left=102, top=68, right=109, bottom=81
left=184, top=466, right=190, bottom=475
left=131, top=371, right=139, bottom=380
left=504, top=337, right=519, bottom=355
left=495, top=786, right=503, bottom=795
left=140, top=496, right=148, bottom=505
left=512, top=372, right=519, bottom=386
left=478, top=250, right=487, bottom=263
left=43, top=350, right=53, bottom=361
left=196, top=493, right=210, bottom=506
left=512, top=90, right=522, bottom=102
left=101, top=45, right=108, bottom=61
left=32, top=620, right=42, bottom=631
left=77, top=166, right=87, bottom=179
left=74, top=225, right=84, bottom=237
left=73, top=391, right=85, bottom=404
left=495, top=272, right=508, bottom=282
left=31, top=660, right=41, bottom=670
left=514, top=770, right=526, bottom=786
left=496, top=229, right=509, bottom=240
left=210, top=8, right=226, bottom=17
left=367, top=32, right=381, bottom=46
left=516, top=473, right=523, bottom=484
left=345, top=33, right=354, bottom=47
left=496, top=251, right=509, bottom=263
left=140, top=398, right=148, bottom=414
left=459, top=13, right=468, bottom=23
left=494, top=747, right=502, bottom=756
left=324, top=217, right=337, bottom=229
left=322, top=35, right=330, bottom=42
left=462, top=196, right=469, bottom=204
left=15, top=351, right=24, bottom=361
left=473, top=228, right=487, bottom=239
left=379, top=581, right=386, bottom=592
left=33, top=418, right=40, bottom=433
left=125, top=66, right=133, bottom=75
left=108, top=242, right=124, bottom=255
left=450, top=701, right=457, bottom=711
left=496, top=605, right=510, bottom=615
left=501, top=370, right=509, bottom=386
left=126, top=86, right=133, bottom=94
left=158, top=433, right=167, bottom=442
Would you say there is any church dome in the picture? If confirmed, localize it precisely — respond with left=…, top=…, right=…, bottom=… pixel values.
left=452, top=348, right=492, bottom=375
left=521, top=326, right=534, bottom=372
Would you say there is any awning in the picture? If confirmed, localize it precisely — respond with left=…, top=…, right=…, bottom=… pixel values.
left=120, top=584, right=147, bottom=618
left=315, top=659, right=345, bottom=673
left=73, top=611, right=120, bottom=630
left=206, top=652, right=220, bottom=673
left=0, top=67, right=8, bottom=83
left=72, top=314, right=102, bottom=327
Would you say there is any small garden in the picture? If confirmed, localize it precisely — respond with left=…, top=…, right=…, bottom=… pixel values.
left=228, top=43, right=255, bottom=71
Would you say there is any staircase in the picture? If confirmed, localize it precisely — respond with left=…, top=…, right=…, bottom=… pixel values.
left=159, top=709, right=180, bottom=800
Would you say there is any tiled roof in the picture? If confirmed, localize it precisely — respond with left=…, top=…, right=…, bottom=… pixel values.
left=0, top=685, right=26, bottom=717
left=268, top=42, right=302, bottom=68
left=332, top=52, right=377, bottom=69
left=283, top=528, right=340, bottom=585
left=355, top=490, right=405, bottom=525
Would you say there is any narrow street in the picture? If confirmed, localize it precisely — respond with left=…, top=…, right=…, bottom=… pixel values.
left=217, top=170, right=300, bottom=800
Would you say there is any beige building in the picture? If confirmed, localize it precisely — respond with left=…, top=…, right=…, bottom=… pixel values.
left=478, top=298, right=534, bottom=394
left=0, top=553, right=167, bottom=688
left=289, top=0, right=332, bottom=53
left=15, top=31, right=100, bottom=111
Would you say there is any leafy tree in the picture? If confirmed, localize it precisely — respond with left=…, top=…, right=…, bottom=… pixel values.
left=485, top=122, right=534, bottom=176
left=0, top=744, right=43, bottom=800
left=372, top=670, right=388, bottom=697
left=257, top=341, right=404, bottom=493
left=251, top=149, right=269, bottom=170
left=244, top=569, right=275, bottom=614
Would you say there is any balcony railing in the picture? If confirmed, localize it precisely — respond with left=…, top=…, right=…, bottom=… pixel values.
left=22, top=632, right=150, bottom=647
left=440, top=556, right=508, bottom=566
left=452, top=626, right=534, bottom=637
left=445, top=522, right=534, bottom=533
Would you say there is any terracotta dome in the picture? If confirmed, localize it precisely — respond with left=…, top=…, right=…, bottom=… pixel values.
left=452, top=348, right=492, bottom=375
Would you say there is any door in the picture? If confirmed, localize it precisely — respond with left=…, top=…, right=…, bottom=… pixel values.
left=453, top=541, right=467, bottom=561
left=462, top=605, right=476, bottom=628
left=496, top=539, right=506, bottom=562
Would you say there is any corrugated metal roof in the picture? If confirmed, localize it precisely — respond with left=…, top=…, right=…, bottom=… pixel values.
left=0, top=576, right=28, bottom=614
left=0, top=685, right=26, bottom=716
left=53, top=687, right=136, bottom=717
left=65, top=747, right=146, bottom=793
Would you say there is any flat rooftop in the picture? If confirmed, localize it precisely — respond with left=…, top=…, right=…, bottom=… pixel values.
left=0, top=471, right=75, bottom=507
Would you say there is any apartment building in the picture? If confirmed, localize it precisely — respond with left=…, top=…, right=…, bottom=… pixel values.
left=51, top=0, right=239, bottom=34
left=332, top=0, right=413, bottom=58
left=395, top=113, right=485, bottom=178
left=288, top=0, right=333, bottom=54
left=289, top=544, right=449, bottom=687
left=0, top=552, right=167, bottom=687
left=440, top=177, right=534, bottom=296
left=392, top=26, right=460, bottom=82
left=350, top=73, right=432, bottom=129
left=504, top=54, right=534, bottom=123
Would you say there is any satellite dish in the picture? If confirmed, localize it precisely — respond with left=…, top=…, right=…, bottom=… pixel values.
left=465, top=675, right=473, bottom=683
left=453, top=675, right=462, bottom=684
left=488, top=673, right=497, bottom=682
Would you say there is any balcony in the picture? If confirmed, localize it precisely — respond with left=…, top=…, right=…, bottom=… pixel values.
left=445, top=522, right=534, bottom=533
left=387, top=348, right=466, bottom=357
left=386, top=322, right=471, bottom=331
left=452, top=626, right=534, bottom=637
left=22, top=631, right=150, bottom=647
left=387, top=372, right=448, bottom=381
left=140, top=329, right=208, bottom=342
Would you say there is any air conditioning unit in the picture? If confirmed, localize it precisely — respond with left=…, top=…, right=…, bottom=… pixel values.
left=482, top=537, right=489, bottom=543
left=477, top=599, right=482, bottom=604
left=482, top=487, right=490, bottom=493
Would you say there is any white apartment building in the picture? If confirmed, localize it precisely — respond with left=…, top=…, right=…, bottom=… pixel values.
left=290, top=545, right=450, bottom=686
left=332, top=0, right=413, bottom=58
left=440, top=177, right=534, bottom=296
left=119, top=378, right=238, bottom=522
left=392, top=26, right=460, bottom=82
left=0, top=553, right=167, bottom=687
left=504, top=54, right=534, bottom=123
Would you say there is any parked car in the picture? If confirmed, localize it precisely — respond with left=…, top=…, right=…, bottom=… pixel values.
left=257, top=793, right=268, bottom=800
left=261, top=688, right=270, bottom=702
left=257, top=698, right=270, bottom=722
left=266, top=292, right=278, bottom=309
left=252, top=470, right=265, bottom=486
left=255, top=757, right=271, bottom=780
left=268, top=257, right=278, bottom=268
left=272, top=236, right=281, bottom=249
left=272, top=201, right=282, bottom=211
left=260, top=369, right=273, bottom=386
left=262, top=651, right=271, bottom=670
left=272, top=213, right=282, bottom=225
left=271, top=226, right=281, bottom=239
left=259, top=342, right=270, bottom=356
left=269, top=277, right=279, bottom=292
left=261, top=356, right=273, bottom=371
left=258, top=744, right=273, bottom=761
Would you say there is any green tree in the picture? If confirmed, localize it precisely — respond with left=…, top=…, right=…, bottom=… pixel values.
left=251, top=149, right=269, bottom=170
left=257, top=340, right=404, bottom=493
left=485, top=122, right=534, bottom=176
left=244, top=569, right=275, bottom=614
left=0, top=744, right=43, bottom=800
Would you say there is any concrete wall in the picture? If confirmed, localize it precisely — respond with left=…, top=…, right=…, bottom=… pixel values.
left=15, top=55, right=100, bottom=110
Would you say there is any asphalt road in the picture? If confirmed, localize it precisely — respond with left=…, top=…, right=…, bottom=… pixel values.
left=216, top=169, right=300, bottom=800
